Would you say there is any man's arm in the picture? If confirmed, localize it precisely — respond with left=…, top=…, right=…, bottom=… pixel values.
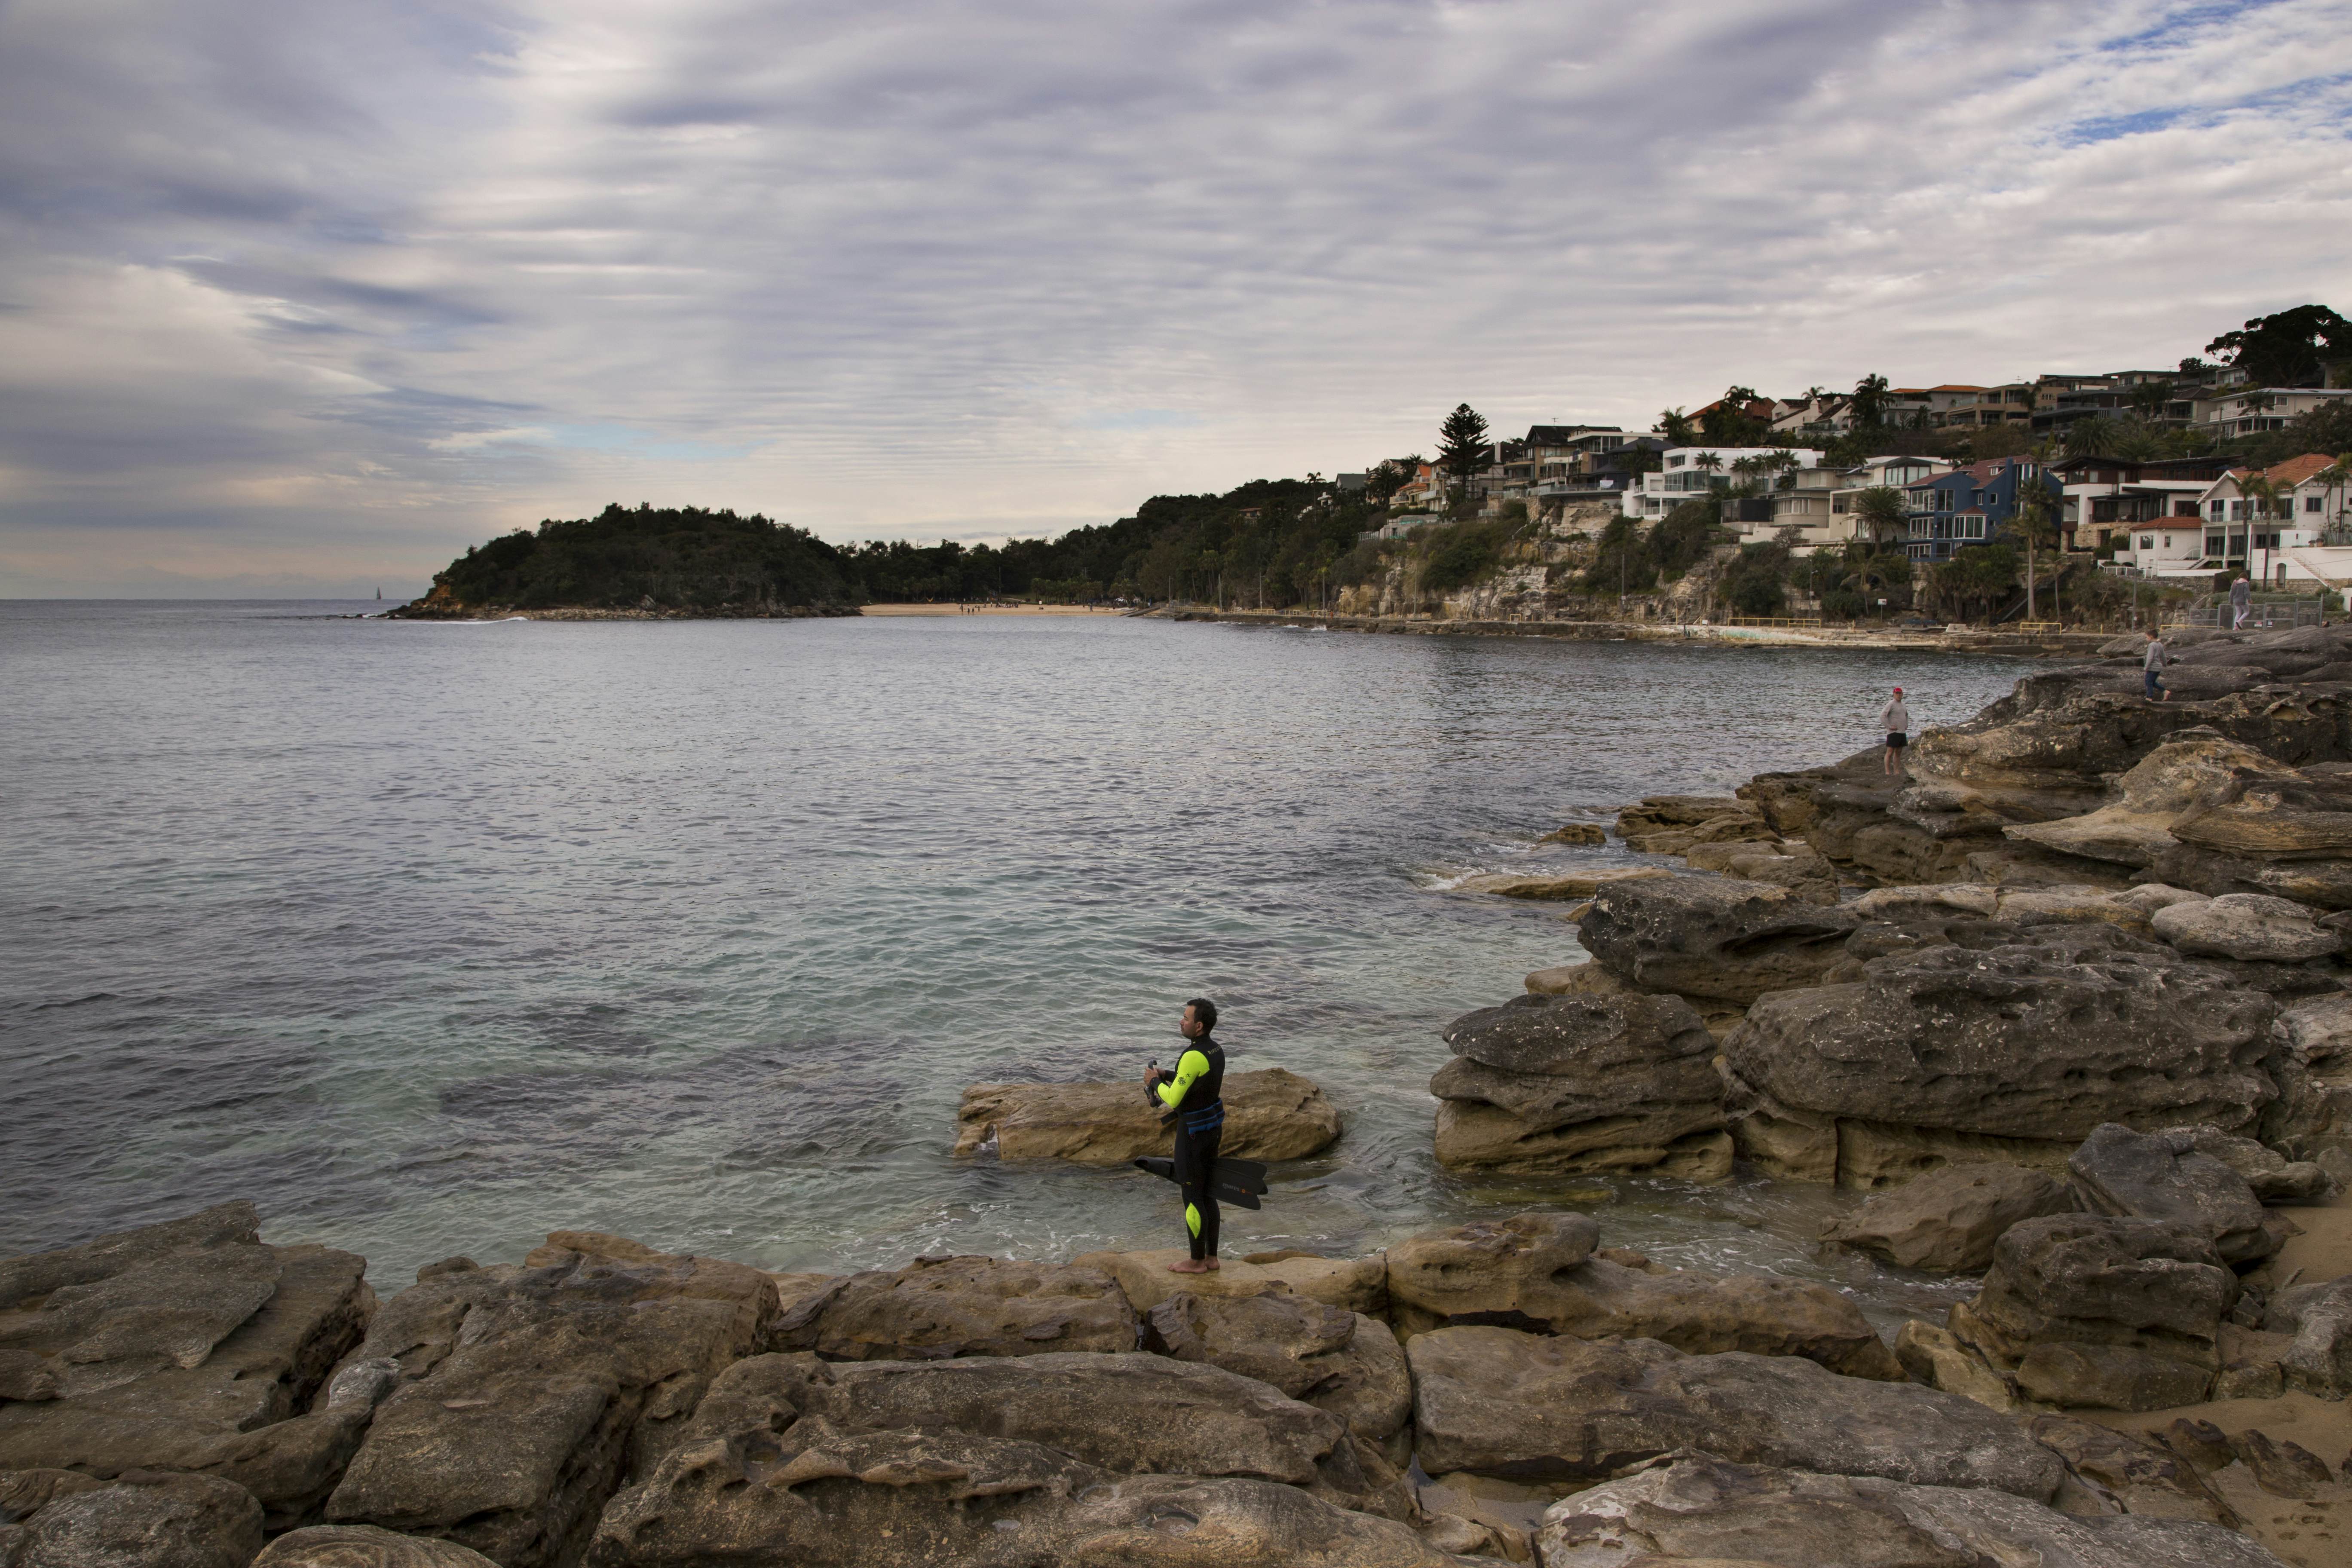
left=1155, top=1049, right=1210, bottom=1109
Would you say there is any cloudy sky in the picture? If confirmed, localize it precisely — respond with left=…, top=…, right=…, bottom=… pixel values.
left=2, top=0, right=2348, bottom=595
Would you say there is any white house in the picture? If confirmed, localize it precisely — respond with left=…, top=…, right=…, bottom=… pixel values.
left=2191, top=387, right=2352, bottom=438
left=2109, top=454, right=2347, bottom=582
left=1623, top=446, right=1827, bottom=519
left=1760, top=455, right=1951, bottom=551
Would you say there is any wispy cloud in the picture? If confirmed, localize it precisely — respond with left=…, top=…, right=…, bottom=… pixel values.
left=2, top=0, right=2349, bottom=593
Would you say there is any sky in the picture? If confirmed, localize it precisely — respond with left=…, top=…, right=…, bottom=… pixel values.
left=2, top=0, right=2349, bottom=597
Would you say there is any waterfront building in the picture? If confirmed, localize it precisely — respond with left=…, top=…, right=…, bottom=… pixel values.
left=1622, top=445, right=1826, bottom=520
left=1902, top=456, right=2061, bottom=562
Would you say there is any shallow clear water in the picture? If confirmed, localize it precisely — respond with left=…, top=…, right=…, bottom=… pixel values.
left=1, top=600, right=2020, bottom=1322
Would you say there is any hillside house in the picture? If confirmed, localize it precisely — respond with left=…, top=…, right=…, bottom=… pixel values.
left=2192, top=387, right=2352, bottom=438
left=1933, top=384, right=2036, bottom=429
left=1904, top=456, right=2060, bottom=562
left=2049, top=454, right=2233, bottom=552
left=1623, top=446, right=1825, bottom=520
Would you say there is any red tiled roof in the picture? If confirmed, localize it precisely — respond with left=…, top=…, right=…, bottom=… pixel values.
left=1927, top=384, right=1988, bottom=392
left=2267, top=453, right=2337, bottom=486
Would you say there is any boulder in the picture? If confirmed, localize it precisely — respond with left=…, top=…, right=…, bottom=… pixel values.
left=1684, top=842, right=1840, bottom=904
left=675, top=1349, right=1412, bottom=1520
left=1617, top=795, right=1758, bottom=834
left=1948, top=1215, right=2233, bottom=1411
left=254, top=1524, right=502, bottom=1566
left=952, top=1067, right=1341, bottom=1162
left=0, top=1469, right=265, bottom=1568
left=2266, top=1274, right=2352, bottom=1397
left=1722, top=941, right=2284, bottom=1185
left=2025, top=1414, right=2236, bottom=1525
left=587, top=1416, right=1461, bottom=1568
left=1538, top=822, right=1607, bottom=845
left=1818, top=1162, right=2075, bottom=1273
left=0, top=1209, right=377, bottom=1531
left=1534, top=1454, right=2282, bottom=1568
left=1428, top=993, right=1729, bottom=1178
left=323, top=1234, right=779, bottom=1568
left=1522, top=960, right=1636, bottom=998
left=766, top=1254, right=1135, bottom=1361
left=2152, top=892, right=2341, bottom=961
left=2067, top=1122, right=2287, bottom=1265
left=1892, top=1320, right=2018, bottom=1412
left=1406, top=1326, right=2061, bottom=1496
left=1453, top=867, right=1666, bottom=899
left=1574, top=876, right=1862, bottom=1004
left=2286, top=989, right=2352, bottom=1069
left=1074, top=1248, right=1387, bottom=1319
left=1143, top=1293, right=1412, bottom=1448
left=1387, top=1214, right=1896, bottom=1375
left=2003, top=730, right=2291, bottom=867
left=2164, top=1124, right=2337, bottom=1202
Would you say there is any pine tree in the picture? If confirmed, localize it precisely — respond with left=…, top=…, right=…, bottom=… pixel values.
left=1437, top=404, right=1492, bottom=499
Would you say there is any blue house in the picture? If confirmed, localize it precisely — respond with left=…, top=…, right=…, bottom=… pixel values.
left=1904, top=457, right=2063, bottom=562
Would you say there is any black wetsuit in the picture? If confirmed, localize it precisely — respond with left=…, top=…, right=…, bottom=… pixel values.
left=1155, top=1036, right=1227, bottom=1262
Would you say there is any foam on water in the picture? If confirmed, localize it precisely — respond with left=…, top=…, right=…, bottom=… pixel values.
left=0, top=599, right=2021, bottom=1313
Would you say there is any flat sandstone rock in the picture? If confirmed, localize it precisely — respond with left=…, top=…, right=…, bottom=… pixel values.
left=954, top=1066, right=1341, bottom=1162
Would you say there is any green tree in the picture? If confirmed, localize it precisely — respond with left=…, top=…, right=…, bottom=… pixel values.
left=1437, top=404, right=1492, bottom=501
left=2206, top=304, right=2349, bottom=388
left=1658, top=407, right=1696, bottom=445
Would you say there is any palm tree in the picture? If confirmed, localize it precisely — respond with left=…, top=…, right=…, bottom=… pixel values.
left=2012, top=479, right=2055, bottom=620
left=1855, top=486, right=1908, bottom=548
left=1659, top=408, right=1696, bottom=445
left=2316, top=452, right=2352, bottom=539
left=1852, top=373, right=1891, bottom=428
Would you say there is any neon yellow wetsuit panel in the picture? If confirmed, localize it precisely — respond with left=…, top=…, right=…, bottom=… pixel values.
left=1155, top=1048, right=1213, bottom=1110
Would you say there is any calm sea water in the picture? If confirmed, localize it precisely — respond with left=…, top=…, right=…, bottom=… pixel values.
left=1, top=601, right=2024, bottom=1323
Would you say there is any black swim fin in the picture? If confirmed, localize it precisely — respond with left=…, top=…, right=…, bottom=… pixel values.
left=1131, top=1157, right=1269, bottom=1207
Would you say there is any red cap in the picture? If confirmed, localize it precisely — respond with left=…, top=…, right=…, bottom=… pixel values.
left=1893, top=686, right=1903, bottom=694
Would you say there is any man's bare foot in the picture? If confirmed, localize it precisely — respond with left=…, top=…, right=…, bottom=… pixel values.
left=1168, top=1258, right=1213, bottom=1274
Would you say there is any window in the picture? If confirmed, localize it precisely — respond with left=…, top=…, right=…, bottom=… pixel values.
left=2210, top=500, right=2226, bottom=518
left=2310, top=496, right=2325, bottom=512
left=2140, top=536, right=2154, bottom=551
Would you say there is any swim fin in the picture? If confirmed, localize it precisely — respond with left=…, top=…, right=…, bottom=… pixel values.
left=1131, top=1156, right=1268, bottom=1208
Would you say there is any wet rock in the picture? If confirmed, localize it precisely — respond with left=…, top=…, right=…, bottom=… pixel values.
left=1722, top=941, right=2284, bottom=1185
left=1454, top=867, right=1666, bottom=899
left=1574, top=875, right=1862, bottom=1004
left=1538, top=822, right=1606, bottom=845
left=0, top=1212, right=377, bottom=1531
left=1407, top=1326, right=2060, bottom=1496
left=2153, top=892, right=2342, bottom=961
left=952, top=1067, right=1341, bottom=1162
left=766, top=1254, right=1135, bottom=1361
left=323, top=1233, right=780, bottom=1568
left=2067, top=1122, right=2287, bottom=1265
left=0, top=1469, right=264, bottom=1568
left=587, top=1415, right=1461, bottom=1568
left=254, top=1523, right=501, bottom=1566
left=2026, top=1413, right=2236, bottom=1525
left=1819, top=1161, right=2074, bottom=1272
left=2159, top=1417, right=2236, bottom=1473
left=1893, top=1320, right=2017, bottom=1412
left=1429, top=993, right=1728, bottom=1179
left=1521, top=960, right=1636, bottom=998
left=1617, top=796, right=1776, bottom=855
left=1074, top=1248, right=1387, bottom=1318
left=1948, top=1215, right=2233, bottom=1412
left=1534, top=1453, right=2283, bottom=1568
left=1144, top=1293, right=1412, bottom=1448
left=1685, top=842, right=1840, bottom=905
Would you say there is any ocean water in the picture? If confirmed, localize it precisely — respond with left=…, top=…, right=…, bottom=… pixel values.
left=1, top=600, right=2024, bottom=1324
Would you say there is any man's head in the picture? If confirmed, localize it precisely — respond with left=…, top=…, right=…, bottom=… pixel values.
left=1181, top=997, right=1217, bottom=1038
left=2146, top=628, right=2159, bottom=639
left=1892, top=686, right=1903, bottom=697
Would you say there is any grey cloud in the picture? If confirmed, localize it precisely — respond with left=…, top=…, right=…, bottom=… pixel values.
left=2, top=0, right=2350, bottom=594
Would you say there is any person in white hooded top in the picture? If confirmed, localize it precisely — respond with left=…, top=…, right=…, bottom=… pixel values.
left=1878, top=686, right=1911, bottom=776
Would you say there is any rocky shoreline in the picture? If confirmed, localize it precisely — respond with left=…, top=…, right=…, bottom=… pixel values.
left=13, top=618, right=2352, bottom=1566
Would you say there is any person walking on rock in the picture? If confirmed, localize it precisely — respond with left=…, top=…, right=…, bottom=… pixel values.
left=1144, top=998, right=1226, bottom=1274
left=2230, top=573, right=2252, bottom=629
left=2144, top=628, right=2171, bottom=701
left=1877, top=686, right=1911, bottom=777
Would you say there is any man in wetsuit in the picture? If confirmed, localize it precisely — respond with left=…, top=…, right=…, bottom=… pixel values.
left=1144, top=998, right=1226, bottom=1274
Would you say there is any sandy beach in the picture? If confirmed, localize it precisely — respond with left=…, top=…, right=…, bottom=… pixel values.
left=859, top=602, right=1126, bottom=617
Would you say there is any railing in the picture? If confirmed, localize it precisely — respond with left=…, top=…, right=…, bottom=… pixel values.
left=2164, top=602, right=2325, bottom=629
left=1719, top=616, right=1826, bottom=628
left=2012, top=621, right=2061, bottom=632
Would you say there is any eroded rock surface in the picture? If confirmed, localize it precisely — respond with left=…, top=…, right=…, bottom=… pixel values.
left=1143, top=1292, right=1412, bottom=1451
left=1575, top=876, right=1861, bottom=1004
left=1407, top=1326, right=2059, bottom=1496
left=1534, top=1453, right=2281, bottom=1568
left=767, top=1254, right=1135, bottom=1361
left=0, top=1469, right=265, bottom=1568
left=2067, top=1122, right=2287, bottom=1265
left=1075, top=1248, right=1387, bottom=1318
left=1819, top=1161, right=2074, bottom=1272
left=1428, top=993, right=1728, bottom=1179
left=323, top=1234, right=779, bottom=1568
left=254, top=1523, right=502, bottom=1566
left=1949, top=1215, right=2233, bottom=1411
left=953, top=1067, right=1340, bottom=1162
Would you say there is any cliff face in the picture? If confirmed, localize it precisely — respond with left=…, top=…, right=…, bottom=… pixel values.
left=393, top=505, right=866, bottom=619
